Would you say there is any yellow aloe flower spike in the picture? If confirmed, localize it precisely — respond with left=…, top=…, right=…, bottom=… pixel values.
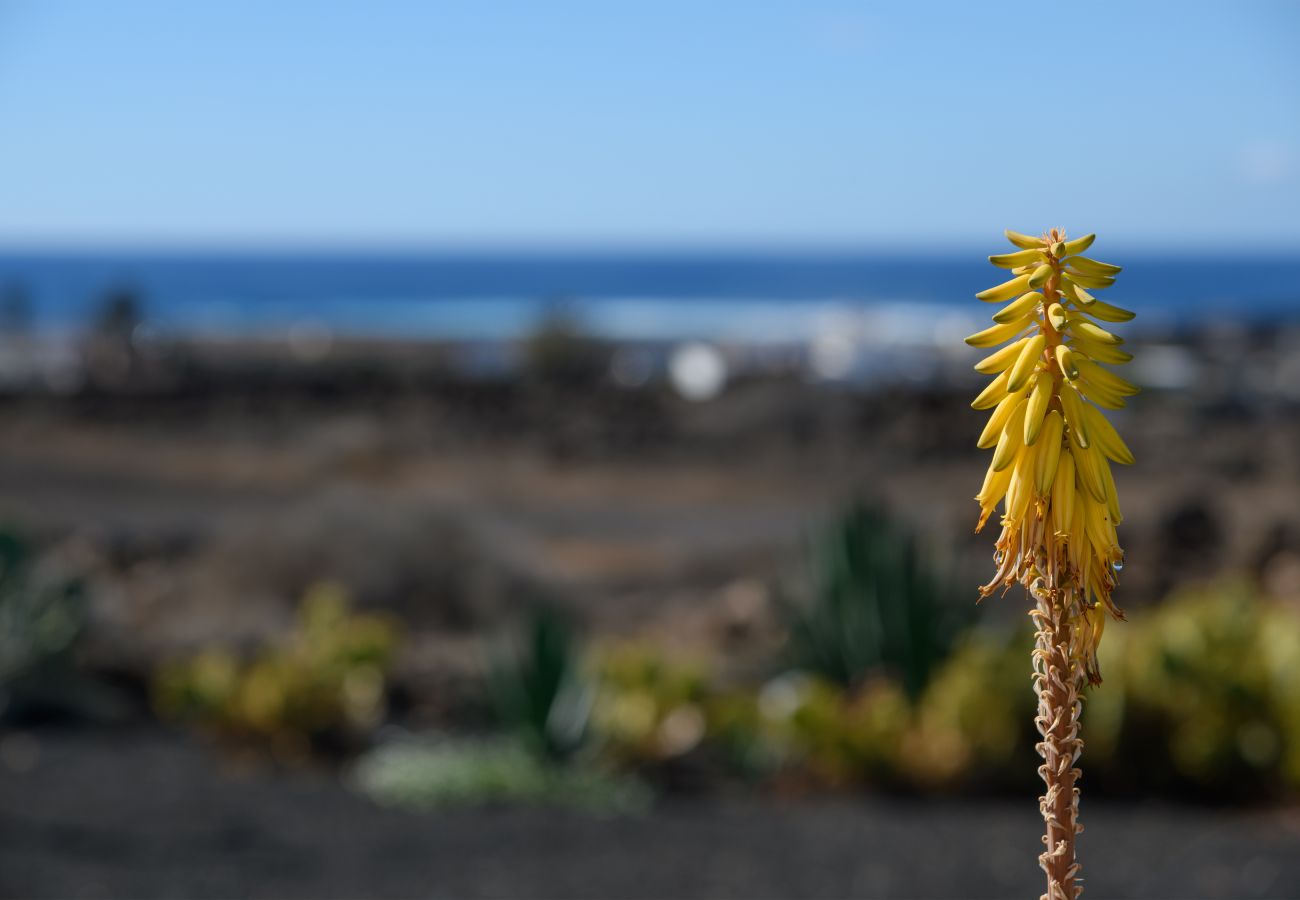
left=967, top=228, right=1137, bottom=900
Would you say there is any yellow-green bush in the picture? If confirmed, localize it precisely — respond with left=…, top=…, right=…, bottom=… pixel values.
left=702, top=636, right=1028, bottom=791
left=901, top=632, right=1033, bottom=788
left=1088, top=580, right=1300, bottom=798
left=588, top=641, right=711, bottom=765
left=154, top=582, right=399, bottom=759
left=597, top=580, right=1300, bottom=800
left=774, top=675, right=911, bottom=785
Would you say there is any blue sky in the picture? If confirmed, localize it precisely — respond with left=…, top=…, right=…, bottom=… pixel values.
left=0, top=1, right=1297, bottom=250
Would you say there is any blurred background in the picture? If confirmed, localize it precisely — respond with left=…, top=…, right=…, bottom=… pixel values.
left=1, top=2, right=1299, bottom=898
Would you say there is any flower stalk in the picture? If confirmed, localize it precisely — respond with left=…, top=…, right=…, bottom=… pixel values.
left=1031, top=579, right=1084, bottom=899
left=965, top=229, right=1135, bottom=900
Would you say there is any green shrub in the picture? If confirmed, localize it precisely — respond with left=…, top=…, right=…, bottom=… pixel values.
left=772, top=673, right=911, bottom=785
left=153, top=582, right=398, bottom=758
left=588, top=641, right=710, bottom=765
left=487, top=607, right=592, bottom=762
left=670, top=578, right=1300, bottom=799
left=1089, top=579, right=1300, bottom=799
left=0, top=529, right=85, bottom=685
left=705, top=646, right=1024, bottom=792
left=901, top=631, right=1035, bottom=788
left=353, top=738, right=651, bottom=813
left=772, top=578, right=1300, bottom=799
left=783, top=502, right=970, bottom=699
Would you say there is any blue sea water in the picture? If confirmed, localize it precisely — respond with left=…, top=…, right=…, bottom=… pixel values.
left=0, top=251, right=1296, bottom=341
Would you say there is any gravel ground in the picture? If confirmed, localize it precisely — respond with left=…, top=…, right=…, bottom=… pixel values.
left=2, top=727, right=1299, bottom=899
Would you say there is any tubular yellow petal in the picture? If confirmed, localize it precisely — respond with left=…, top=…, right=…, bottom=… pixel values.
left=976, top=274, right=1033, bottom=303
left=991, top=397, right=1029, bottom=471
left=1081, top=403, right=1135, bottom=465
left=1060, top=280, right=1096, bottom=307
left=989, top=249, right=1046, bottom=269
left=965, top=316, right=1033, bottom=348
left=1058, top=382, right=1090, bottom=448
left=1075, top=357, right=1140, bottom=396
left=1047, top=303, right=1068, bottom=331
left=1006, top=333, right=1046, bottom=392
left=971, top=368, right=1012, bottom=410
left=1005, top=229, right=1045, bottom=250
left=1006, top=443, right=1038, bottom=523
left=1051, top=451, right=1076, bottom=535
left=1034, top=410, right=1064, bottom=494
left=1024, top=374, right=1052, bottom=445
left=1068, top=337, right=1133, bottom=365
left=1028, top=263, right=1054, bottom=289
left=1070, top=438, right=1108, bottom=503
left=1100, top=456, right=1122, bottom=524
left=993, top=291, right=1044, bottom=324
left=975, top=463, right=1015, bottom=532
left=1080, top=298, right=1135, bottom=323
left=1064, top=269, right=1117, bottom=290
left=974, top=337, right=1030, bottom=374
left=1069, top=320, right=1122, bottom=345
left=1064, top=256, right=1122, bottom=276
left=976, top=458, right=1015, bottom=508
left=1055, top=344, right=1080, bottom=380
left=1070, top=492, right=1088, bottom=569
left=977, top=387, right=1028, bottom=448
left=1084, top=493, right=1115, bottom=550
left=1077, top=378, right=1128, bottom=410
left=1061, top=233, right=1096, bottom=255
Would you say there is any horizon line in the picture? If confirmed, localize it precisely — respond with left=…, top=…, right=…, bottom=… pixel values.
left=1, top=238, right=1298, bottom=260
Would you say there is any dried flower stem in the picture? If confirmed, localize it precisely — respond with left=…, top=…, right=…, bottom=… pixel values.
left=1031, top=576, right=1084, bottom=900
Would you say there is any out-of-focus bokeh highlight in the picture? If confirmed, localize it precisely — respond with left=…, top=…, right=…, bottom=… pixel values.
left=2, top=3, right=1299, bottom=898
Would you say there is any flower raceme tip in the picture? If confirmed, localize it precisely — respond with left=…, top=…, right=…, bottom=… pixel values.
left=966, top=228, right=1135, bottom=684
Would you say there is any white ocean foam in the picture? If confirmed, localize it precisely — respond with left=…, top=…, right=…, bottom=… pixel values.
left=583, top=297, right=968, bottom=345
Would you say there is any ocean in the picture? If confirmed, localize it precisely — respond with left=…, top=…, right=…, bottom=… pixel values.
left=0, top=251, right=1296, bottom=343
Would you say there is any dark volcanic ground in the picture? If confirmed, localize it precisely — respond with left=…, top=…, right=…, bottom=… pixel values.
left=2, top=726, right=1297, bottom=900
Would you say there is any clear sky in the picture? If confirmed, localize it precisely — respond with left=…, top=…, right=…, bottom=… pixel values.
left=0, top=1, right=1297, bottom=250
